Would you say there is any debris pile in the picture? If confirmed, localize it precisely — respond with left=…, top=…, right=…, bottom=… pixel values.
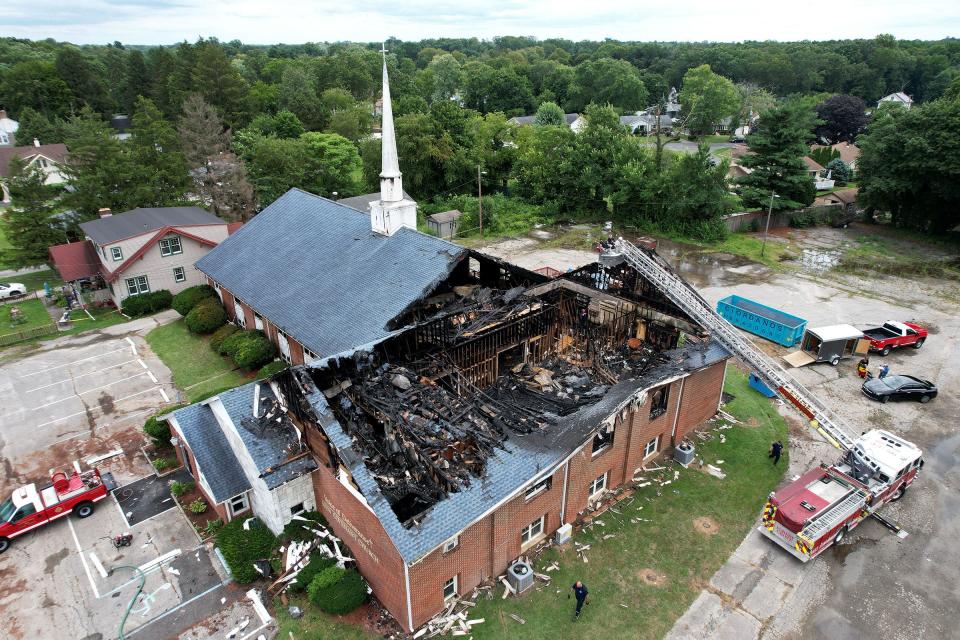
left=268, top=516, right=354, bottom=595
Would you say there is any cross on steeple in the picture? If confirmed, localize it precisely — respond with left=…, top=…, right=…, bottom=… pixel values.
left=380, top=42, right=388, bottom=56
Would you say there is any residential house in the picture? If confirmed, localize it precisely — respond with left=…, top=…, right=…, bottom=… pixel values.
left=620, top=113, right=673, bottom=135
left=0, top=141, right=69, bottom=204
left=426, top=209, right=463, bottom=239
left=508, top=113, right=586, bottom=133
left=166, top=381, right=317, bottom=533
left=802, top=156, right=835, bottom=190
left=61, top=206, right=229, bottom=309
left=815, top=187, right=858, bottom=212
left=110, top=114, right=132, bottom=140
left=811, top=142, right=861, bottom=170
left=0, top=109, right=18, bottom=146
left=877, top=92, right=913, bottom=110
left=169, top=51, right=734, bottom=633
left=48, top=240, right=102, bottom=287
left=664, top=87, right=682, bottom=119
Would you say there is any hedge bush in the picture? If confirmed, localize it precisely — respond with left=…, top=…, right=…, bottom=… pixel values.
left=185, top=298, right=227, bottom=334
left=210, top=323, right=240, bottom=353
left=282, top=510, right=329, bottom=543
left=172, top=285, right=217, bottom=316
left=122, top=290, right=173, bottom=317
left=307, top=566, right=368, bottom=614
left=288, top=552, right=336, bottom=593
left=219, top=329, right=249, bottom=358
left=144, top=414, right=171, bottom=447
left=233, top=332, right=277, bottom=370
left=257, top=360, right=288, bottom=378
left=215, top=517, right=277, bottom=584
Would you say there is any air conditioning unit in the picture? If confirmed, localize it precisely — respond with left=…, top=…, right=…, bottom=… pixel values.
left=555, top=523, right=573, bottom=545
left=674, top=441, right=696, bottom=467
left=506, top=561, right=535, bottom=594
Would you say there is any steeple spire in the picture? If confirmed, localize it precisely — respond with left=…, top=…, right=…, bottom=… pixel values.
left=379, top=44, right=401, bottom=182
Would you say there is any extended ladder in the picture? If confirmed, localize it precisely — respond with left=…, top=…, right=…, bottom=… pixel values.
left=802, top=487, right=867, bottom=541
left=612, top=238, right=857, bottom=451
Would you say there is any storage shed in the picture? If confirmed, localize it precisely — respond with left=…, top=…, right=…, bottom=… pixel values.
left=426, top=209, right=463, bottom=239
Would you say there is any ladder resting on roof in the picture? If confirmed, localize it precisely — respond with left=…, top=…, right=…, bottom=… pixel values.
left=612, top=238, right=856, bottom=451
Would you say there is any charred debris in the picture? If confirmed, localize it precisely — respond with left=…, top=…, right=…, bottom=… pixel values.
left=284, top=250, right=710, bottom=527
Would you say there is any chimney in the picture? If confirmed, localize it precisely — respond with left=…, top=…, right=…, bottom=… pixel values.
left=33, top=138, right=40, bottom=147
left=98, top=208, right=112, bottom=218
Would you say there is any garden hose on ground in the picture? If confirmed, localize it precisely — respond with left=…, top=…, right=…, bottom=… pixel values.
left=115, top=565, right=146, bottom=640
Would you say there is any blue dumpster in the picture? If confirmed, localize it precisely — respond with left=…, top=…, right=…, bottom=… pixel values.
left=716, top=295, right=807, bottom=347
left=749, top=373, right=778, bottom=398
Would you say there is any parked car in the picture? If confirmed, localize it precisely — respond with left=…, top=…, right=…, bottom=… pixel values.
left=862, top=375, right=937, bottom=404
left=0, top=283, right=27, bottom=299
left=862, top=321, right=927, bottom=356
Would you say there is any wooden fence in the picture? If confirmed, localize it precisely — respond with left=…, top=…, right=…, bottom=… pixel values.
left=722, top=204, right=843, bottom=233
left=0, top=323, right=59, bottom=347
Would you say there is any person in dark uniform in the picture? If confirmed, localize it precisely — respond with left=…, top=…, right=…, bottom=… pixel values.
left=570, top=580, right=589, bottom=620
left=769, top=440, right=783, bottom=465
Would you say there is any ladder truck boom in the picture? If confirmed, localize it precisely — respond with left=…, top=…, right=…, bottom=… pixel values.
left=611, top=238, right=856, bottom=451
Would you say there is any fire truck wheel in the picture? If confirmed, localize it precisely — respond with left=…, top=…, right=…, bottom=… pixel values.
left=833, top=526, right=847, bottom=545
left=890, top=485, right=906, bottom=501
left=0, top=537, right=9, bottom=553
left=74, top=502, right=94, bottom=518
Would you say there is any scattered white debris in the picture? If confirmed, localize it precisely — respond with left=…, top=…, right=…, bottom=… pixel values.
left=168, top=567, right=180, bottom=576
left=706, top=465, right=727, bottom=479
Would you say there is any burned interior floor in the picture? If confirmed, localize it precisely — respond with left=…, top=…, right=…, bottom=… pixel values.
left=276, top=249, right=724, bottom=528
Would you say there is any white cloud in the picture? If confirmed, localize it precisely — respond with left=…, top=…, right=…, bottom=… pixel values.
left=2, top=0, right=958, bottom=44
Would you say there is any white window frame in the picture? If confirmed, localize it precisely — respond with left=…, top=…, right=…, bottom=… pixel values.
left=159, top=235, right=183, bottom=257
left=442, top=536, right=459, bottom=553
left=234, top=299, right=246, bottom=328
left=524, top=477, right=550, bottom=501
left=589, top=472, right=607, bottom=498
left=443, top=575, right=458, bottom=601
left=521, top=515, right=545, bottom=547
left=254, top=314, right=264, bottom=331
left=644, top=436, right=659, bottom=459
left=173, top=266, right=186, bottom=283
left=228, top=492, right=249, bottom=517
left=38, top=157, right=49, bottom=168
left=304, top=347, right=319, bottom=364
left=290, top=502, right=305, bottom=516
left=111, top=246, right=123, bottom=261
left=125, top=275, right=149, bottom=296
left=277, top=329, right=292, bottom=363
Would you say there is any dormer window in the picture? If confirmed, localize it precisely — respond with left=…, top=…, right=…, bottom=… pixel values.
left=111, top=246, right=123, bottom=261
left=159, top=235, right=183, bottom=256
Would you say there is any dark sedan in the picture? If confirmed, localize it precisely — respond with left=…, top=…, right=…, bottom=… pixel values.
left=862, top=375, right=938, bottom=404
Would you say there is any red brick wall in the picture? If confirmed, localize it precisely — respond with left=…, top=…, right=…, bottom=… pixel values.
left=208, top=280, right=306, bottom=365
left=171, top=435, right=229, bottom=522
left=673, top=362, right=727, bottom=443
left=311, top=464, right=410, bottom=629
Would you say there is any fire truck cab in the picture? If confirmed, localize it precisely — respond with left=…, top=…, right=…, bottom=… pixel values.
left=0, top=467, right=114, bottom=553
left=760, top=429, right=922, bottom=561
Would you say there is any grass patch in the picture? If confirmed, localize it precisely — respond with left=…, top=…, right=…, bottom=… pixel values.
left=711, top=233, right=796, bottom=269
left=146, top=319, right=250, bottom=402
left=834, top=234, right=960, bottom=281
left=0, top=269, right=63, bottom=293
left=0, top=298, right=53, bottom=334
left=278, top=365, right=786, bottom=639
left=539, top=224, right=606, bottom=251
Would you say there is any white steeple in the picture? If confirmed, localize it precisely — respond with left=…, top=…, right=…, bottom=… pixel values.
left=371, top=43, right=417, bottom=235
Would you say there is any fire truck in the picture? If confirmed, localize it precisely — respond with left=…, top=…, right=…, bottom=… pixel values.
left=0, top=465, right=116, bottom=553
left=608, top=239, right=923, bottom=561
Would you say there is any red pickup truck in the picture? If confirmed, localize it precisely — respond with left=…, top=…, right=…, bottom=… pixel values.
left=0, top=466, right=115, bottom=553
left=862, top=321, right=927, bottom=356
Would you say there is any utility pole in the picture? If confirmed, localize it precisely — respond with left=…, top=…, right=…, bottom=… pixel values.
left=761, top=191, right=778, bottom=257
left=477, top=165, right=485, bottom=238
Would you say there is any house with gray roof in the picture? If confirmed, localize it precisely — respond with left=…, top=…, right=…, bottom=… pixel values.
left=166, top=381, right=317, bottom=533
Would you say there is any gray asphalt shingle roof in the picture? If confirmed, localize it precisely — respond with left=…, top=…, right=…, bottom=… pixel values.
left=305, top=340, right=729, bottom=563
left=196, top=188, right=466, bottom=359
left=80, top=206, right=225, bottom=245
left=170, top=400, right=250, bottom=504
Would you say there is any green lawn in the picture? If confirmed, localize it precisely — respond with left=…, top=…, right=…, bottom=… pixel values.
left=0, top=268, right=64, bottom=294
left=146, top=319, right=251, bottom=403
left=0, top=298, right=54, bottom=334
left=276, top=365, right=788, bottom=639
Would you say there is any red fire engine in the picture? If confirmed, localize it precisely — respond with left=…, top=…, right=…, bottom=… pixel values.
left=759, top=430, right=922, bottom=560
left=0, top=466, right=115, bottom=553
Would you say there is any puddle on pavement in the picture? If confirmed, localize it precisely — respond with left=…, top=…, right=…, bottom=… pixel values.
left=644, top=238, right=770, bottom=288
left=799, top=248, right=842, bottom=272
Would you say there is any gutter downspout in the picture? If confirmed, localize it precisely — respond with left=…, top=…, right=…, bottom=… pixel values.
left=718, top=362, right=729, bottom=412
left=560, top=461, right=570, bottom=524
left=404, top=561, right=414, bottom=633
left=670, top=377, right=687, bottom=442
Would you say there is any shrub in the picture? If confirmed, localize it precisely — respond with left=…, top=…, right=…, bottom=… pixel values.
left=122, top=290, right=173, bottom=317
left=825, top=158, right=851, bottom=186
left=215, top=517, right=277, bottom=584
left=789, top=212, right=819, bottom=228
left=288, top=552, right=336, bottom=593
left=170, top=480, right=195, bottom=497
left=144, top=415, right=171, bottom=447
left=188, top=498, right=208, bottom=514
left=233, top=332, right=277, bottom=370
left=185, top=298, right=227, bottom=334
left=282, top=510, right=329, bottom=543
left=308, top=566, right=368, bottom=614
left=210, top=323, right=240, bottom=353
left=172, top=285, right=217, bottom=316
left=152, top=457, right=176, bottom=472
left=257, top=360, right=288, bottom=378
left=204, top=518, right=224, bottom=536
left=219, top=329, right=248, bottom=357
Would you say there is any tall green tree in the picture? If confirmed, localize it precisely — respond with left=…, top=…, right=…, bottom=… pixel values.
left=55, top=48, right=114, bottom=114
left=814, top=94, right=868, bottom=143
left=192, top=42, right=249, bottom=127
left=737, top=102, right=817, bottom=211
left=566, top=58, right=648, bottom=113
left=125, top=50, right=151, bottom=112
left=128, top=97, right=190, bottom=206
left=300, top=132, right=362, bottom=197
left=426, top=53, right=462, bottom=104
left=678, top=64, right=740, bottom=137
left=0, top=61, right=74, bottom=119
left=13, top=107, right=64, bottom=145
left=278, top=65, right=322, bottom=129
left=240, top=135, right=307, bottom=206
left=0, top=158, right=67, bottom=267
left=533, top=101, right=566, bottom=126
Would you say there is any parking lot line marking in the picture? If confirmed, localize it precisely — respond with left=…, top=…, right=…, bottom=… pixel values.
left=147, top=371, right=158, bottom=384
left=138, top=358, right=148, bottom=369
left=32, top=372, right=150, bottom=410
left=23, top=358, right=138, bottom=393
left=18, top=346, right=130, bottom=377
left=159, top=387, right=170, bottom=403
left=113, top=492, right=131, bottom=530
left=89, top=551, right=109, bottom=579
left=126, top=336, right=138, bottom=355
left=67, top=517, right=101, bottom=599
left=124, top=583, right=223, bottom=637
left=36, top=387, right=162, bottom=429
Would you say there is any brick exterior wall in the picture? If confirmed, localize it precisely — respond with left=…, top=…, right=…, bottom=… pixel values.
left=672, top=361, right=727, bottom=443
left=171, top=435, right=230, bottom=522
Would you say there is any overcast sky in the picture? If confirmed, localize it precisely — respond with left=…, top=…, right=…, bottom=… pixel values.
left=3, top=0, right=958, bottom=45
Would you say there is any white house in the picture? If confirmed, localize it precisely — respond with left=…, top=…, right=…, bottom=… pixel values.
left=877, top=92, right=913, bottom=110
left=0, top=110, right=18, bottom=146
left=508, top=112, right=586, bottom=133
left=0, top=141, right=68, bottom=203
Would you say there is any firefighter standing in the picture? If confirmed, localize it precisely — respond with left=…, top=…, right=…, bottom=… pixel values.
left=857, top=356, right=870, bottom=379
left=570, top=580, right=589, bottom=621
left=769, top=440, right=783, bottom=465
